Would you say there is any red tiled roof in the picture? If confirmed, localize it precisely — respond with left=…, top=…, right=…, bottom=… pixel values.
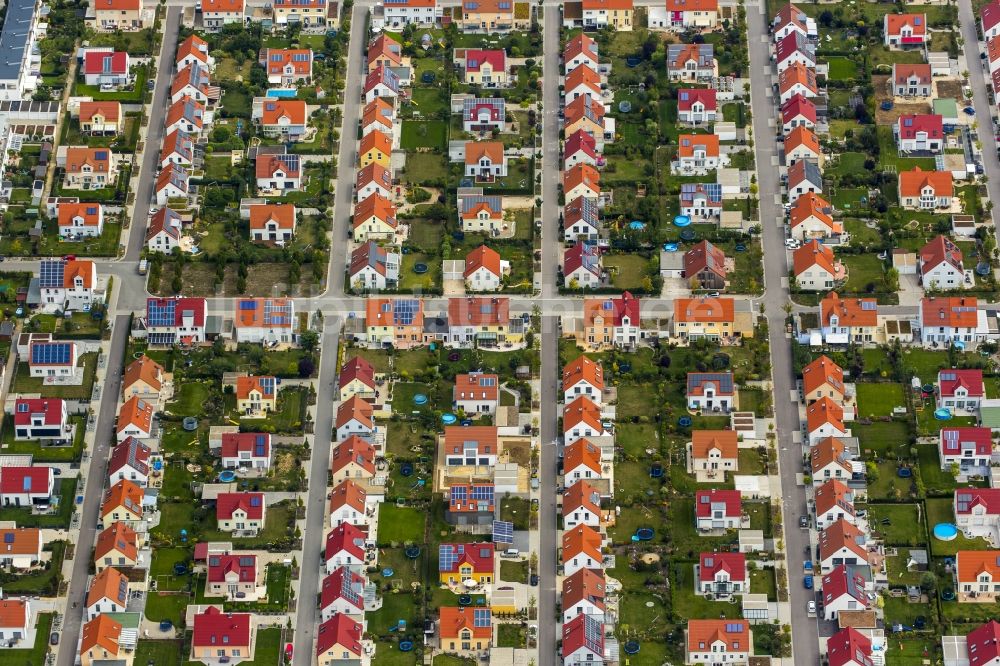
left=939, top=368, right=984, bottom=398
left=694, top=489, right=741, bottom=518
left=216, top=492, right=265, bottom=520
left=192, top=606, right=251, bottom=648
left=698, top=551, right=746, bottom=582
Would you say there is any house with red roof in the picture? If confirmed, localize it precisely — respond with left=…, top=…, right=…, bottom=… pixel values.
left=793, top=240, right=846, bottom=292
left=324, top=522, right=368, bottom=574
left=694, top=489, right=742, bottom=532
left=696, top=551, right=746, bottom=598
left=563, top=480, right=602, bottom=529
left=564, top=241, right=603, bottom=288
left=821, top=564, right=870, bottom=620
left=439, top=606, right=492, bottom=655
left=83, top=51, right=131, bottom=88
left=985, top=0, right=1000, bottom=39
left=564, top=33, right=599, bottom=73
left=446, top=296, right=518, bottom=346
left=438, top=542, right=494, bottom=586
left=205, top=553, right=262, bottom=601
left=561, top=567, right=606, bottom=624
left=896, top=114, right=943, bottom=153
left=814, top=479, right=856, bottom=530
left=58, top=200, right=104, bottom=239
left=190, top=607, right=254, bottom=662
left=892, top=63, right=932, bottom=98
left=955, top=488, right=1000, bottom=540
left=939, top=427, right=993, bottom=475
left=0, top=467, right=53, bottom=507
left=826, top=627, right=874, bottom=666
left=775, top=31, right=816, bottom=72
left=216, top=492, right=266, bottom=535
left=938, top=368, right=984, bottom=412
left=686, top=619, right=751, bottom=665
left=683, top=239, right=728, bottom=290
left=563, top=396, right=608, bottom=445
left=334, top=397, right=375, bottom=444
left=562, top=524, right=603, bottom=577
left=107, top=437, right=151, bottom=486
left=146, top=207, right=183, bottom=254
left=921, top=296, right=983, bottom=347
left=363, top=65, right=401, bottom=104
left=564, top=130, right=599, bottom=170
left=944, top=620, right=1000, bottom=666
left=464, top=244, right=509, bottom=292
left=330, top=435, right=376, bottom=485
left=463, top=96, right=505, bottom=132
left=818, top=518, right=870, bottom=573
left=581, top=292, right=642, bottom=351
left=154, top=163, right=189, bottom=205
left=349, top=239, right=400, bottom=290
left=563, top=356, right=605, bottom=405
left=884, top=13, right=927, bottom=48
left=919, top=235, right=966, bottom=290
left=338, top=356, right=377, bottom=403
left=650, top=0, right=718, bottom=30
left=329, top=480, right=371, bottom=528
left=458, top=49, right=508, bottom=86
left=453, top=372, right=500, bottom=415
left=772, top=2, right=817, bottom=41
left=316, top=613, right=364, bottom=665
left=255, top=152, right=302, bottom=193
left=677, top=88, right=717, bottom=125
left=145, top=296, right=207, bottom=346
left=679, top=182, right=722, bottom=220
left=563, top=614, right=605, bottom=666
left=781, top=93, right=817, bottom=134
left=12, top=398, right=68, bottom=441
left=220, top=433, right=271, bottom=473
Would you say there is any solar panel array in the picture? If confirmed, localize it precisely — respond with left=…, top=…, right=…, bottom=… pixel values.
left=147, top=299, right=177, bottom=327
left=394, top=299, right=419, bottom=326
left=941, top=372, right=956, bottom=381
left=687, top=372, right=734, bottom=393
left=957, top=492, right=972, bottom=512
left=3, top=533, right=13, bottom=544
left=725, top=622, right=744, bottom=633
left=259, top=376, right=276, bottom=396
left=583, top=615, right=602, bottom=653
left=473, top=608, right=490, bottom=628
left=31, top=342, right=72, bottom=365
left=38, top=260, right=65, bottom=289
left=340, top=571, right=362, bottom=605
left=439, top=544, right=462, bottom=570
left=263, top=299, right=292, bottom=326
left=492, top=520, right=513, bottom=544
left=254, top=434, right=267, bottom=457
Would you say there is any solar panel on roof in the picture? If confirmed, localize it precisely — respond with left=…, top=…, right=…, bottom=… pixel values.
left=3, top=533, right=12, bottom=544
left=725, top=622, right=743, bottom=633
left=450, top=485, right=468, bottom=503
left=583, top=615, right=602, bottom=652
left=249, top=495, right=261, bottom=507
left=473, top=608, right=491, bottom=628
left=31, top=342, right=72, bottom=365
left=239, top=556, right=254, bottom=566
left=941, top=372, right=956, bottom=381
left=240, top=300, right=257, bottom=310
left=861, top=301, right=877, bottom=310
left=39, top=260, right=65, bottom=289
left=439, top=544, right=461, bottom=570
left=492, top=520, right=513, bottom=544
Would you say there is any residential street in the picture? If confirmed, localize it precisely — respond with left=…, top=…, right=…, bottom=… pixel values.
left=745, top=0, right=820, bottom=662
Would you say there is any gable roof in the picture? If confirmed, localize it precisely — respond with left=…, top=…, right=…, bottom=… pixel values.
left=192, top=606, right=251, bottom=648
left=939, top=369, right=984, bottom=398
left=563, top=396, right=603, bottom=434
left=438, top=542, right=494, bottom=574
left=464, top=140, right=504, bottom=165
left=220, top=432, right=271, bottom=460
left=781, top=93, right=817, bottom=124
left=147, top=207, right=183, bottom=242
left=329, top=479, right=368, bottom=514
left=564, top=163, right=600, bottom=195
left=325, top=522, right=366, bottom=561
left=674, top=296, right=735, bottom=323
left=686, top=619, right=749, bottom=653
left=335, top=396, right=374, bottom=430
left=893, top=62, right=931, bottom=85
left=454, top=372, right=500, bottom=403
left=821, top=292, right=877, bottom=327
left=940, top=426, right=992, bottom=458
left=359, top=129, right=392, bottom=158
left=87, top=566, right=129, bottom=607
left=802, top=354, right=844, bottom=396
left=108, top=437, right=151, bottom=477
left=677, top=133, right=720, bottom=158
left=362, top=98, right=394, bottom=131
left=562, top=356, right=604, bottom=393
left=677, top=87, right=717, bottom=112
left=13, top=398, right=65, bottom=427
left=583, top=292, right=640, bottom=327
left=562, top=567, right=606, bottom=611
left=827, top=627, right=873, bottom=666
left=793, top=239, right=840, bottom=278
left=249, top=203, right=296, bottom=232
left=447, top=296, right=510, bottom=326
left=814, top=478, right=854, bottom=518
left=331, top=435, right=376, bottom=475
left=922, top=296, right=979, bottom=328
left=443, top=425, right=497, bottom=457
left=79, top=101, right=121, bottom=124
left=316, top=613, right=364, bottom=657
left=101, top=479, right=143, bottom=519
left=694, top=489, right=741, bottom=517
left=683, top=240, right=727, bottom=279
left=462, top=49, right=506, bottom=73
left=564, top=34, right=598, bottom=65
left=897, top=113, right=943, bottom=140
left=819, top=518, right=868, bottom=562
left=563, top=480, right=601, bottom=518
left=785, top=125, right=820, bottom=156
left=955, top=488, right=1000, bottom=515
left=176, top=35, right=210, bottom=66
left=807, top=396, right=845, bottom=434
left=564, top=438, right=602, bottom=474
left=562, top=614, right=604, bottom=657
left=810, top=437, right=853, bottom=475
left=367, top=33, right=402, bottom=67
left=561, top=524, right=603, bottom=563
left=464, top=244, right=503, bottom=279
left=0, top=528, right=40, bottom=556
left=123, top=355, right=164, bottom=393
left=691, top=430, right=738, bottom=460
left=439, top=606, right=492, bottom=640
left=968, top=619, right=1000, bottom=666
left=564, top=241, right=601, bottom=278
left=216, top=491, right=265, bottom=520
left=779, top=61, right=818, bottom=95
left=565, top=64, right=602, bottom=97
left=885, top=12, right=926, bottom=36
left=94, top=522, right=138, bottom=563
left=698, top=551, right=746, bottom=582
left=899, top=167, right=953, bottom=199
left=81, top=613, right=121, bottom=655
left=920, top=234, right=963, bottom=274
left=117, top=396, right=154, bottom=434
left=365, top=298, right=424, bottom=328
left=687, top=372, right=735, bottom=397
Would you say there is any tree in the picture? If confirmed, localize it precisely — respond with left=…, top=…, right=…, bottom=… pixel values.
left=299, top=329, right=319, bottom=352
left=920, top=571, right=938, bottom=593
left=298, top=355, right=315, bottom=378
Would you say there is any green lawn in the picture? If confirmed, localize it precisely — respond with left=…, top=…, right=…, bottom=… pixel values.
left=842, top=254, right=887, bottom=295
left=0, top=613, right=51, bottom=663
left=499, top=559, right=528, bottom=584
left=400, top=120, right=448, bottom=150
left=868, top=503, right=924, bottom=546
left=403, top=152, right=449, bottom=186
left=749, top=567, right=777, bottom=600
left=0, top=478, right=75, bottom=528
left=616, top=383, right=660, bottom=421
left=377, top=504, right=426, bottom=544
left=12, top=352, right=99, bottom=399
left=855, top=383, right=906, bottom=418
left=603, top=254, right=650, bottom=291
left=855, top=420, right=913, bottom=457
left=918, top=444, right=960, bottom=496
left=926, top=496, right=990, bottom=556
left=827, top=56, right=858, bottom=81
left=615, top=423, right=660, bottom=459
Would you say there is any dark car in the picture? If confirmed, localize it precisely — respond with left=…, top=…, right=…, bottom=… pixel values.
left=530, top=574, right=539, bottom=586
left=799, top=515, right=809, bottom=528
left=50, top=633, right=59, bottom=646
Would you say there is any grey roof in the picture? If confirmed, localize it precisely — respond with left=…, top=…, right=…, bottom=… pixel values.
left=459, top=194, right=502, bottom=215
left=0, top=0, right=36, bottom=83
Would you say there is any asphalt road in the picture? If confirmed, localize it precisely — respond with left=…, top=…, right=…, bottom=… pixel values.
left=540, top=5, right=561, bottom=301
left=56, top=315, right=130, bottom=666
left=292, top=318, right=342, bottom=666
left=744, top=2, right=820, bottom=662
left=960, top=0, right=1000, bottom=233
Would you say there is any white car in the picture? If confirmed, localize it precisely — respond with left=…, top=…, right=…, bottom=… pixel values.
left=807, top=600, right=816, bottom=614
left=785, top=239, right=801, bottom=249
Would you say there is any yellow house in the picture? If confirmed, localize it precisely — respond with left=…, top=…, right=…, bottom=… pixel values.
left=439, top=542, right=494, bottom=586
left=447, top=297, right=523, bottom=346
left=80, top=615, right=124, bottom=666
left=457, top=0, right=529, bottom=32
left=460, top=49, right=508, bottom=86
left=439, top=607, right=492, bottom=655
left=671, top=297, right=755, bottom=340
left=582, top=0, right=633, bottom=30
left=359, top=130, right=392, bottom=168
left=235, top=375, right=277, bottom=417
left=352, top=193, right=398, bottom=242
left=191, top=607, right=255, bottom=663
left=93, top=0, right=147, bottom=31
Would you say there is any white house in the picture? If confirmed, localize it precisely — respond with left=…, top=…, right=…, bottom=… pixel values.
left=686, top=372, right=736, bottom=413
left=939, top=427, right=993, bottom=477
left=107, top=437, right=151, bottom=486
left=453, top=372, right=499, bottom=415
left=696, top=552, right=747, bottom=598
left=694, top=489, right=742, bottom=532
left=562, top=480, right=602, bottom=530
left=814, top=479, right=856, bottom=530
left=954, top=488, right=1000, bottom=539
left=938, top=369, right=984, bottom=412
left=820, top=564, right=870, bottom=620
left=38, top=259, right=97, bottom=313
left=562, top=356, right=604, bottom=405
left=919, top=235, right=966, bottom=291
left=561, top=568, right=606, bottom=624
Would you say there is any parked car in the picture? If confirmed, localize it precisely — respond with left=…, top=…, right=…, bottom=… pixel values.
left=807, top=600, right=816, bottom=614
left=799, top=515, right=809, bottom=528
left=804, top=575, right=813, bottom=589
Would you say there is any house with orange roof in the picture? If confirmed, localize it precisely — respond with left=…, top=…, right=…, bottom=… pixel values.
left=564, top=64, right=602, bottom=102
left=93, top=0, right=147, bottom=31
left=170, top=62, right=218, bottom=105
left=359, top=129, right=392, bottom=168
left=793, top=240, right=846, bottom=291
left=563, top=438, right=606, bottom=484
left=78, top=101, right=123, bottom=135
left=205, top=552, right=263, bottom=601
left=772, top=2, right=817, bottom=41
left=261, top=48, right=313, bottom=86
left=563, top=480, right=603, bottom=529
left=919, top=296, right=982, bottom=347
left=272, top=0, right=327, bottom=26
left=446, top=482, right=496, bottom=527
left=677, top=88, right=718, bottom=125
left=784, top=125, right=822, bottom=166
left=649, top=0, right=718, bottom=29
left=892, top=62, right=932, bottom=98
left=814, top=478, right=856, bottom=530
left=330, top=435, right=376, bottom=484
left=686, top=619, right=751, bottom=665
left=465, top=141, right=507, bottom=180
left=564, top=33, right=599, bottom=74
left=581, top=292, right=641, bottom=350
left=675, top=134, right=723, bottom=174
left=364, top=65, right=401, bottom=104
left=801, top=354, right=846, bottom=405
left=672, top=296, right=756, bottom=340
left=439, top=606, right=492, bottom=655
left=355, top=162, right=393, bottom=203
left=86, top=566, right=129, bottom=619
left=789, top=192, right=838, bottom=240
left=819, top=292, right=879, bottom=345
left=563, top=396, right=608, bottom=445
left=235, top=375, right=277, bottom=417
left=0, top=599, right=31, bottom=647
left=956, top=550, right=1000, bottom=602
left=561, top=568, right=606, bottom=624
left=255, top=152, right=302, bottom=193
left=458, top=0, right=526, bottom=32
left=248, top=203, right=296, bottom=245
left=232, top=298, right=296, bottom=345
left=580, top=0, right=634, bottom=30
left=335, top=398, right=376, bottom=446
left=899, top=167, right=953, bottom=210
left=464, top=244, right=509, bottom=292
left=564, top=96, right=608, bottom=149
left=818, top=519, right=871, bottom=574
left=453, top=372, right=500, bottom=415
left=564, top=163, right=601, bottom=201
left=116, top=396, right=154, bottom=441
left=690, top=430, right=738, bottom=479
left=61, top=147, right=118, bottom=190
left=352, top=193, right=400, bottom=242
left=165, top=96, right=207, bottom=136
left=807, top=397, right=848, bottom=443
left=0, top=528, right=41, bottom=570
left=94, top=522, right=140, bottom=571
left=666, top=43, right=716, bottom=81
left=100, top=479, right=144, bottom=529
left=329, top=479, right=371, bottom=528
left=80, top=614, right=124, bottom=666
left=687, top=372, right=736, bottom=412
left=446, top=296, right=522, bottom=347
left=778, top=61, right=818, bottom=104
left=362, top=98, right=395, bottom=139
left=562, top=356, right=605, bottom=405
left=37, top=257, right=98, bottom=313
left=810, top=437, right=857, bottom=486
left=684, top=240, right=728, bottom=291
left=176, top=35, right=213, bottom=71
left=253, top=98, right=308, bottom=140
left=202, top=0, right=244, bottom=29
left=364, top=298, right=425, bottom=349
left=58, top=202, right=104, bottom=239
left=884, top=13, right=927, bottom=48
left=367, top=33, right=405, bottom=75
left=562, top=524, right=604, bottom=576
left=442, top=425, right=498, bottom=468
left=458, top=192, right=504, bottom=234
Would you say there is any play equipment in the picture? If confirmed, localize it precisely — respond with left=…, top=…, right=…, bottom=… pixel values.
left=629, top=221, right=646, bottom=230
left=412, top=263, right=429, bottom=274
left=404, top=546, right=421, bottom=559
left=623, top=642, right=641, bottom=655
left=632, top=528, right=654, bottom=541
left=896, top=467, right=912, bottom=478
left=182, top=417, right=198, bottom=431
left=400, top=463, right=413, bottom=477
left=649, top=463, right=663, bottom=478
left=678, top=416, right=692, bottom=427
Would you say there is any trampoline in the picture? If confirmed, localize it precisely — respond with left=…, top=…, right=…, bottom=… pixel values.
left=941, top=589, right=956, bottom=601
left=173, top=564, right=187, bottom=575
left=922, top=384, right=935, bottom=393
left=934, top=523, right=958, bottom=541
left=680, top=229, right=696, bottom=241
left=977, top=263, right=992, bottom=276
left=649, top=463, right=663, bottom=478
left=182, top=417, right=198, bottom=431
left=896, top=467, right=912, bottom=478
left=678, top=416, right=692, bottom=427
left=399, top=641, right=414, bottom=652
left=619, top=100, right=633, bottom=112
left=400, top=463, right=413, bottom=477
left=448, top=352, right=461, bottom=362
left=623, top=642, right=641, bottom=655
left=442, top=413, right=457, bottom=424
left=458, top=594, right=472, bottom=606
left=219, top=470, right=237, bottom=482
left=633, top=528, right=654, bottom=541
left=404, top=546, right=421, bottom=558
left=412, top=263, right=429, bottom=274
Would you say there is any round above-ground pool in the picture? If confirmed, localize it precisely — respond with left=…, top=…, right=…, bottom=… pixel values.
left=922, top=384, right=935, bottom=394
left=635, top=528, right=654, bottom=541
left=413, top=393, right=428, bottom=405
left=382, top=568, right=394, bottom=577
left=629, top=221, right=645, bottom=230
left=674, top=215, right=691, bottom=227
left=412, top=263, right=429, bottom=274
left=400, top=463, right=413, bottom=477
left=458, top=594, right=472, bottom=606
left=934, top=408, right=953, bottom=420
left=934, top=523, right=959, bottom=541
left=619, top=100, right=632, bottom=112
left=218, top=470, right=237, bottom=483
left=941, top=589, right=956, bottom=601
left=442, top=413, right=457, bottom=424
left=663, top=243, right=679, bottom=252
left=173, top=564, right=187, bottom=575
left=623, top=642, right=641, bottom=655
